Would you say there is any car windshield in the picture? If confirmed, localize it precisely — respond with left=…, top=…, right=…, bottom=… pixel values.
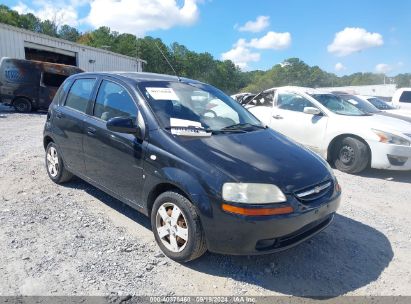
left=137, top=81, right=263, bottom=134
left=337, top=94, right=380, bottom=114
left=310, top=94, right=368, bottom=116
left=367, top=97, right=395, bottom=110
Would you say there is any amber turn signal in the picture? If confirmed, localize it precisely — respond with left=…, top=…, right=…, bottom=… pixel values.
left=222, top=203, right=294, bottom=216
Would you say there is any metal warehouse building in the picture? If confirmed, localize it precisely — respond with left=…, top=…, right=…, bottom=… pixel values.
left=0, top=23, right=145, bottom=72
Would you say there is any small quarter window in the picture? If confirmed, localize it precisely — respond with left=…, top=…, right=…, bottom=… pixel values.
left=65, top=78, right=96, bottom=113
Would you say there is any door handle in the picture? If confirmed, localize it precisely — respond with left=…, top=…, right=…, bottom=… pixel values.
left=56, top=111, right=64, bottom=118
left=272, top=114, right=283, bottom=119
left=87, top=127, right=97, bottom=136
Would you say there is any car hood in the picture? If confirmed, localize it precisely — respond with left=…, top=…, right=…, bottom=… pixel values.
left=339, top=114, right=411, bottom=134
left=174, top=129, right=332, bottom=193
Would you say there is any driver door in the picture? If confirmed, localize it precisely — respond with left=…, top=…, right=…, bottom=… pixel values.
left=83, top=79, right=145, bottom=207
left=269, top=91, right=328, bottom=153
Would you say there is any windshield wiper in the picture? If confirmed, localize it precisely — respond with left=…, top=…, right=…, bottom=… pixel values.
left=220, top=123, right=266, bottom=132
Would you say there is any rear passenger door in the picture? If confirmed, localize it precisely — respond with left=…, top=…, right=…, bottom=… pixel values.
left=83, top=78, right=145, bottom=207
left=53, top=78, right=97, bottom=174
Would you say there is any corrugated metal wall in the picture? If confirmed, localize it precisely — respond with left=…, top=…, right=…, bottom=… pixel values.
left=0, top=23, right=145, bottom=72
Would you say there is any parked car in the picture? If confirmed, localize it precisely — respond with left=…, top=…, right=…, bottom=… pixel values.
left=247, top=86, right=411, bottom=174
left=333, top=93, right=411, bottom=123
left=0, top=57, right=83, bottom=112
left=43, top=73, right=341, bottom=262
left=391, top=88, right=411, bottom=111
left=356, top=95, right=411, bottom=121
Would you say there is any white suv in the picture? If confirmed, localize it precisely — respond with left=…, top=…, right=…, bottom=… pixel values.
left=247, top=86, right=411, bottom=173
left=391, top=88, right=411, bottom=111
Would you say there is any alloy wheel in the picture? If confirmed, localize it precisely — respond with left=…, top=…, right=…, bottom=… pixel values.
left=155, top=202, right=189, bottom=253
left=46, top=147, right=59, bottom=177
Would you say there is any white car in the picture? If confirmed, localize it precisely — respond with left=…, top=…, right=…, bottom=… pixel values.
left=247, top=86, right=411, bottom=173
left=357, top=95, right=411, bottom=120
left=392, top=88, right=411, bottom=111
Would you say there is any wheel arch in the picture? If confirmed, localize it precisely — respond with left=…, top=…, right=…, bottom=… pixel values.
left=43, top=135, right=54, bottom=151
left=327, top=133, right=372, bottom=165
left=146, top=182, right=193, bottom=216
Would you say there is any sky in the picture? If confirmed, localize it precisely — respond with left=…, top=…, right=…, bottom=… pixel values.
left=2, top=0, right=411, bottom=75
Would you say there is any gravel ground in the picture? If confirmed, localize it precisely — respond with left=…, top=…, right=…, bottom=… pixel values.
left=0, top=104, right=411, bottom=298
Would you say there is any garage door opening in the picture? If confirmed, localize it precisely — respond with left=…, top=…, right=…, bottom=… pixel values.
left=25, top=47, right=77, bottom=66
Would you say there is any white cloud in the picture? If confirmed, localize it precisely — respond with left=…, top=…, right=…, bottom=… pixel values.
left=328, top=27, right=384, bottom=56
left=248, top=31, right=291, bottom=50
left=375, top=63, right=392, bottom=74
left=13, top=1, right=80, bottom=27
left=86, top=0, right=200, bottom=37
left=238, top=16, right=270, bottom=33
left=335, top=62, right=346, bottom=72
left=221, top=31, right=291, bottom=69
left=221, top=40, right=260, bottom=70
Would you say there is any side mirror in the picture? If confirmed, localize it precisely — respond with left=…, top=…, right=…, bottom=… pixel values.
left=106, top=117, right=140, bottom=135
left=303, top=107, right=322, bottom=115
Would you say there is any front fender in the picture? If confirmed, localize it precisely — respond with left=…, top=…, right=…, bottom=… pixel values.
left=142, top=167, right=217, bottom=218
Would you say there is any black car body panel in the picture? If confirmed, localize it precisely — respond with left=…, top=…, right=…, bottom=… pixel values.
left=44, top=72, right=341, bottom=255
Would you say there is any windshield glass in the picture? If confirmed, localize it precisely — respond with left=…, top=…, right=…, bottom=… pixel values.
left=337, top=94, right=380, bottom=114
left=137, top=81, right=262, bottom=133
left=310, top=94, right=367, bottom=116
left=367, top=97, right=395, bottom=110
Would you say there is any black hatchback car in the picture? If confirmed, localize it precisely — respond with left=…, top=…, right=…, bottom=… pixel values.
left=43, top=72, right=341, bottom=262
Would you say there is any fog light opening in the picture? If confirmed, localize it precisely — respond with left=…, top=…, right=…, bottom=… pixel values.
left=387, top=155, right=408, bottom=166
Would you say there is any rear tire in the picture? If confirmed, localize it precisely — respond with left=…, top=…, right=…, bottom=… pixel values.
left=45, top=142, right=73, bottom=183
left=151, top=191, right=207, bottom=262
left=334, top=137, right=369, bottom=174
left=13, top=98, right=32, bottom=113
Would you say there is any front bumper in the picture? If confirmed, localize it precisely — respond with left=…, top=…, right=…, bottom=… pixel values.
left=201, top=193, right=341, bottom=255
left=369, top=141, right=411, bottom=170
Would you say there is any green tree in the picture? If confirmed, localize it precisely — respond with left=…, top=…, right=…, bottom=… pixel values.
left=58, top=25, right=80, bottom=42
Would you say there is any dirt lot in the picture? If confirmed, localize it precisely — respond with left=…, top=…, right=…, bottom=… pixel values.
left=1, top=104, right=411, bottom=298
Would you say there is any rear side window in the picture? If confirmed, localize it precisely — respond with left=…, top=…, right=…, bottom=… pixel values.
left=65, top=79, right=96, bottom=113
left=93, top=80, right=137, bottom=121
left=399, top=91, right=411, bottom=103
left=42, top=72, right=68, bottom=87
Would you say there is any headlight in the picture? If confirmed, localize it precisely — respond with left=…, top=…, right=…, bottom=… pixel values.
left=222, top=183, right=287, bottom=204
left=372, top=129, right=410, bottom=146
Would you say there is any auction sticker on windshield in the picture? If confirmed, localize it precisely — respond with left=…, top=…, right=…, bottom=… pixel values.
left=146, top=87, right=179, bottom=100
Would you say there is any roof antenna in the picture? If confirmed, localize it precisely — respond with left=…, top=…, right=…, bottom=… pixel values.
left=154, top=41, right=181, bottom=81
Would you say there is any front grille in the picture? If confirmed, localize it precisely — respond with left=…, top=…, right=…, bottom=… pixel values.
left=294, top=180, right=332, bottom=202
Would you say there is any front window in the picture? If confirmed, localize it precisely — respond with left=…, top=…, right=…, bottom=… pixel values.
left=367, top=97, right=395, bottom=110
left=311, top=94, right=367, bottom=116
left=277, top=92, right=317, bottom=112
left=337, top=94, right=380, bottom=114
left=137, top=81, right=262, bottom=133
left=93, top=80, right=137, bottom=121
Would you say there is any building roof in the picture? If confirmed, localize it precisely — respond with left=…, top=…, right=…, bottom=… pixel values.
left=0, top=23, right=146, bottom=63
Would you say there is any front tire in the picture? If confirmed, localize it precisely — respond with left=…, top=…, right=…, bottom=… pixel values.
left=45, top=142, right=73, bottom=183
left=13, top=98, right=32, bottom=113
left=151, top=191, right=207, bottom=262
left=334, top=137, right=369, bottom=174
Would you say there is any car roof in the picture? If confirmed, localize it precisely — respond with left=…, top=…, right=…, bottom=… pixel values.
left=265, top=86, right=331, bottom=95
left=72, top=71, right=203, bottom=84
